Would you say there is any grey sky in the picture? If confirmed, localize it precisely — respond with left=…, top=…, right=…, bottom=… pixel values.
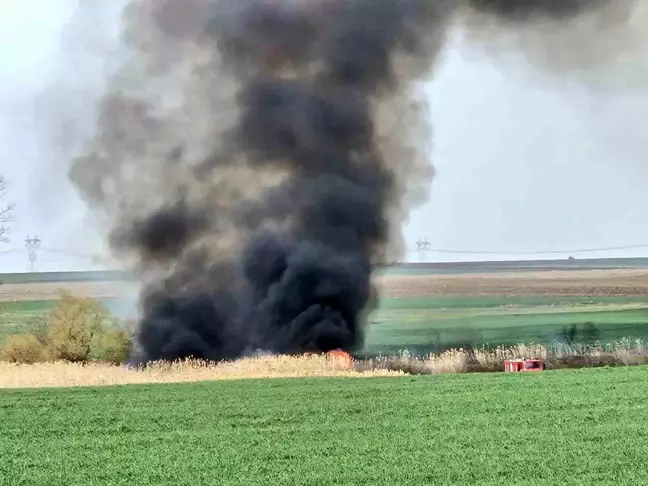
left=1, top=1, right=648, bottom=272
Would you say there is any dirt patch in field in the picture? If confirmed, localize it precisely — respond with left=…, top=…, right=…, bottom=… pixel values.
left=0, top=281, right=139, bottom=302
left=374, top=269, right=648, bottom=298
left=0, top=268, right=647, bottom=302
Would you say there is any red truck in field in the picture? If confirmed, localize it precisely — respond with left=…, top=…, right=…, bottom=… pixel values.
left=504, top=358, right=545, bottom=372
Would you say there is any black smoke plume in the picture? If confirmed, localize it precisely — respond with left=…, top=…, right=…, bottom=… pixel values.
left=69, top=0, right=638, bottom=363
left=466, top=0, right=609, bottom=19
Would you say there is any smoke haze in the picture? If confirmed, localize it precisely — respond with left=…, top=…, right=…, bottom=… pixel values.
left=66, top=0, right=645, bottom=362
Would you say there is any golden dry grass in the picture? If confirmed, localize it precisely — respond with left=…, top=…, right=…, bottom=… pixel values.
left=473, top=344, right=549, bottom=370
left=0, top=354, right=403, bottom=389
left=360, top=344, right=549, bottom=375
left=361, top=341, right=648, bottom=374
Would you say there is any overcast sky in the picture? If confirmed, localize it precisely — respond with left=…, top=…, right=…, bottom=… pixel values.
left=2, top=1, right=648, bottom=272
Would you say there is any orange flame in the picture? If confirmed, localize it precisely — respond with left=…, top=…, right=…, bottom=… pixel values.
left=325, top=349, right=353, bottom=369
left=302, top=349, right=353, bottom=369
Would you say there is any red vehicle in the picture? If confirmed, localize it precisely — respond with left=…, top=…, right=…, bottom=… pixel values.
left=504, top=359, right=545, bottom=372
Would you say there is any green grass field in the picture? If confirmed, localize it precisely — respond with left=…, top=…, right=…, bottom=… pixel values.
left=0, top=271, right=132, bottom=284
left=2, top=295, right=648, bottom=353
left=1, top=367, right=648, bottom=485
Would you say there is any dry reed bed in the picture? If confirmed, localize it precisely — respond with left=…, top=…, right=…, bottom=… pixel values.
left=0, top=355, right=403, bottom=389
left=363, top=340, right=648, bottom=374
left=3, top=340, right=648, bottom=389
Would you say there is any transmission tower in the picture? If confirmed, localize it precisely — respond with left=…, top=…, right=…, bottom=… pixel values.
left=25, top=235, right=41, bottom=272
left=415, top=237, right=431, bottom=262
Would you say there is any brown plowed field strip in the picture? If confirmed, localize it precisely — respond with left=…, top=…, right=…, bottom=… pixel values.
left=0, top=281, right=139, bottom=302
left=0, top=268, right=647, bottom=302
left=375, top=269, right=648, bottom=297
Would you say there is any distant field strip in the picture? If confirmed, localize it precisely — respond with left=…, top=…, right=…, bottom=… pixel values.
left=377, top=295, right=648, bottom=310
left=3, top=268, right=648, bottom=303
left=3, top=295, right=648, bottom=352
left=2, top=367, right=648, bottom=485
left=2, top=270, right=648, bottom=352
left=0, top=271, right=132, bottom=284
left=2, top=258, right=648, bottom=283
left=366, top=295, right=648, bottom=353
left=378, top=270, right=648, bottom=297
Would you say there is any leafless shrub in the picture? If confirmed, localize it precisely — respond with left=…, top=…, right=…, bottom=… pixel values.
left=0, top=175, right=14, bottom=243
left=0, top=334, right=49, bottom=364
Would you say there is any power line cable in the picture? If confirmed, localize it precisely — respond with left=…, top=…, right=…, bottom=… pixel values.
left=403, top=243, right=648, bottom=255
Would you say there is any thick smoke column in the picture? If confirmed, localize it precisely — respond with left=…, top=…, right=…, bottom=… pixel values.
left=71, top=0, right=450, bottom=362
left=461, top=0, right=643, bottom=73
left=69, top=0, right=639, bottom=363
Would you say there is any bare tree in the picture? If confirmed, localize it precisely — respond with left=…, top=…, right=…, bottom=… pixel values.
left=0, top=175, right=14, bottom=243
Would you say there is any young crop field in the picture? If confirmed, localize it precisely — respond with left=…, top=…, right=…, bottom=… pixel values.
left=2, top=366, right=648, bottom=485
left=365, top=295, right=648, bottom=354
left=3, top=295, right=648, bottom=353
